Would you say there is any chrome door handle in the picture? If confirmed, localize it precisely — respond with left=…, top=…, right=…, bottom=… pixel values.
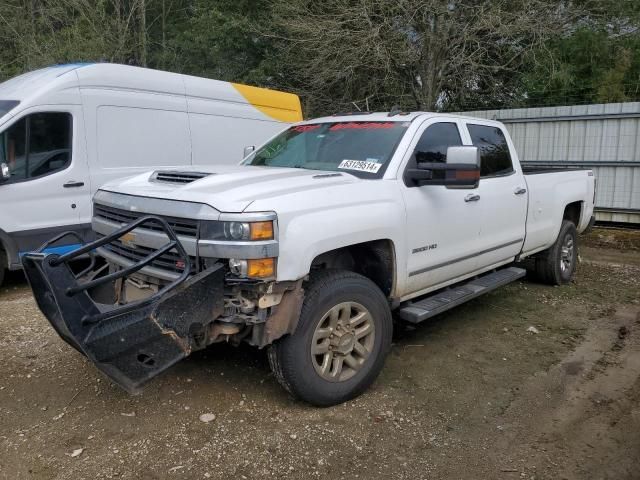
left=63, top=181, right=85, bottom=188
left=514, top=187, right=527, bottom=195
left=464, top=193, right=481, bottom=202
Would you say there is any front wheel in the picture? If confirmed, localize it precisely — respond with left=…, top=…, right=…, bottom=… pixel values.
left=268, top=270, right=392, bottom=406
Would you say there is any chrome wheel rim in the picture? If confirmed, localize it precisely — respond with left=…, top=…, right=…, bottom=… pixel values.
left=311, top=301, right=375, bottom=382
left=560, top=233, right=574, bottom=273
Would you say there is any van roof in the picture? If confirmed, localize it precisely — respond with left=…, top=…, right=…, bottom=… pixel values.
left=0, top=63, right=302, bottom=122
left=0, top=64, right=89, bottom=101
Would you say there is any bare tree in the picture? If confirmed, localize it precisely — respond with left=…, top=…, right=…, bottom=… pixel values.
left=268, top=0, right=579, bottom=114
left=139, top=0, right=147, bottom=66
left=0, top=0, right=153, bottom=79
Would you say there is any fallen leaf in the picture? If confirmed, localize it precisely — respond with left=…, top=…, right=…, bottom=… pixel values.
left=199, top=413, right=216, bottom=423
left=70, top=448, right=84, bottom=458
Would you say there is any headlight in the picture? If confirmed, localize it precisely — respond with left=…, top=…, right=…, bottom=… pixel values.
left=229, top=258, right=247, bottom=276
left=229, top=258, right=275, bottom=279
left=225, top=222, right=250, bottom=240
left=201, top=220, right=275, bottom=241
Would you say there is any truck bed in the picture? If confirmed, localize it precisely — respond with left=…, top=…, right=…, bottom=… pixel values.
left=522, top=165, right=590, bottom=175
left=522, top=167, right=596, bottom=256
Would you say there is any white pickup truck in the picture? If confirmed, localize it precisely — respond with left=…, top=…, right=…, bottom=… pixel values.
left=22, top=112, right=595, bottom=406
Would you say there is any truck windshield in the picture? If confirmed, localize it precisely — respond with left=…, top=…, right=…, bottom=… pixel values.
left=0, top=100, right=19, bottom=119
left=245, top=121, right=409, bottom=178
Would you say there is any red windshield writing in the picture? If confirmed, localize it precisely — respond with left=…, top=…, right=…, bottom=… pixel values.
left=292, top=125, right=321, bottom=132
left=329, top=122, right=396, bottom=131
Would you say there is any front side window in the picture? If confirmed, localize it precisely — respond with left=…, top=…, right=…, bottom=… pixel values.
left=0, top=112, right=72, bottom=182
left=245, top=121, right=409, bottom=178
left=404, top=122, right=462, bottom=185
left=0, top=117, right=27, bottom=180
left=413, top=122, right=462, bottom=164
left=467, top=124, right=513, bottom=177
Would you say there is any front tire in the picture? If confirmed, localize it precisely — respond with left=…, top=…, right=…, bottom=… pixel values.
left=268, top=270, right=392, bottom=406
left=531, top=220, right=578, bottom=285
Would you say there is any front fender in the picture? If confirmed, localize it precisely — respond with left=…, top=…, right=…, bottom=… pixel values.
left=275, top=200, right=406, bottom=291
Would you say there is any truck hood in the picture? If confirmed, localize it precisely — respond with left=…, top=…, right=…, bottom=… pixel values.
left=99, top=164, right=361, bottom=213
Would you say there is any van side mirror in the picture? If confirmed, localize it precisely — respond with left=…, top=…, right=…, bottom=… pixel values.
left=243, top=146, right=255, bottom=158
left=406, top=146, right=480, bottom=189
left=0, top=162, right=10, bottom=182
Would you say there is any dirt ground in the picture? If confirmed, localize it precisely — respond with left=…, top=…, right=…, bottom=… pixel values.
left=1, top=227, right=639, bottom=480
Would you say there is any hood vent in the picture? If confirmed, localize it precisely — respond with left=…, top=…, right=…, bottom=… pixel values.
left=151, top=170, right=212, bottom=184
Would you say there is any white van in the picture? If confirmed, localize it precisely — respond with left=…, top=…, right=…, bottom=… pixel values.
left=0, top=63, right=302, bottom=284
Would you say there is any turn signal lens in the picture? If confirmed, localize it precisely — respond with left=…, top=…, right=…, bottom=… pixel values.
left=249, top=221, right=274, bottom=240
left=247, top=258, right=275, bottom=278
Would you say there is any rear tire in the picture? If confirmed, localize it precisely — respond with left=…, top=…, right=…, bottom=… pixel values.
left=268, top=269, right=392, bottom=406
left=530, top=220, right=578, bottom=285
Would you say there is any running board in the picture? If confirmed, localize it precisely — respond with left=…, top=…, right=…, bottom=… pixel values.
left=398, top=267, right=526, bottom=324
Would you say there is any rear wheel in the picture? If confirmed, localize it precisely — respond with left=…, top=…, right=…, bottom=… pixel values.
left=268, top=270, right=392, bottom=406
left=530, top=220, right=578, bottom=285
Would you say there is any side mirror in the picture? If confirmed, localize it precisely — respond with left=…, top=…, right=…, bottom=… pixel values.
left=243, top=145, right=255, bottom=158
left=447, top=146, right=480, bottom=167
left=0, top=162, right=10, bottom=182
left=406, top=146, right=480, bottom=189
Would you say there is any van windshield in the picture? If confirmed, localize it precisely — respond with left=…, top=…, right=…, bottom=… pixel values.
left=0, top=100, right=19, bottom=119
left=244, top=121, right=409, bottom=178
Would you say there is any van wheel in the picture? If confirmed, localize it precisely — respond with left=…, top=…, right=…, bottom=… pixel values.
left=531, top=220, right=578, bottom=285
left=0, top=250, right=5, bottom=287
left=268, top=270, right=392, bottom=406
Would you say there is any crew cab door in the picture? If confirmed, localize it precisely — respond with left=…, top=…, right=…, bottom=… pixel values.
left=462, top=122, right=527, bottom=268
left=401, top=119, right=483, bottom=295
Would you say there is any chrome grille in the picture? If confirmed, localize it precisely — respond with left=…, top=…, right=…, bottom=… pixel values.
left=101, top=238, right=197, bottom=274
left=93, top=203, right=199, bottom=237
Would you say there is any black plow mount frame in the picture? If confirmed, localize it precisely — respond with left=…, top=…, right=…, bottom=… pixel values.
left=21, top=215, right=224, bottom=394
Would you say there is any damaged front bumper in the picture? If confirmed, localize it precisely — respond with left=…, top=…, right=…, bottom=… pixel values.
left=21, top=216, right=225, bottom=394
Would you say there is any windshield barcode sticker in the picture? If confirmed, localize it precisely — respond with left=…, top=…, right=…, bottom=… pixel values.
left=338, top=159, right=382, bottom=173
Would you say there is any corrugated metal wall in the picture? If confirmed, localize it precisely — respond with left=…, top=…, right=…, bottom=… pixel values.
left=458, top=102, right=640, bottom=224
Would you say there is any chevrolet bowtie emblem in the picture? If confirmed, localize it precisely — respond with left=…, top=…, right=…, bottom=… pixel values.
left=120, top=232, right=137, bottom=248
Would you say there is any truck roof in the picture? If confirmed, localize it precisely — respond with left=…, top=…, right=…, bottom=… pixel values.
left=305, top=111, right=501, bottom=125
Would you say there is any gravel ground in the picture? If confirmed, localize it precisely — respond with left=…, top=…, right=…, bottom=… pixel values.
left=1, top=227, right=639, bottom=480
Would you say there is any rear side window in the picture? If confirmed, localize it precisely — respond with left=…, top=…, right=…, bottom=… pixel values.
left=0, top=112, right=72, bottom=182
left=467, top=124, right=513, bottom=177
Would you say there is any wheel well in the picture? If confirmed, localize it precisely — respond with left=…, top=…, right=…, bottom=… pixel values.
left=310, top=240, right=395, bottom=296
left=563, top=201, right=582, bottom=227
